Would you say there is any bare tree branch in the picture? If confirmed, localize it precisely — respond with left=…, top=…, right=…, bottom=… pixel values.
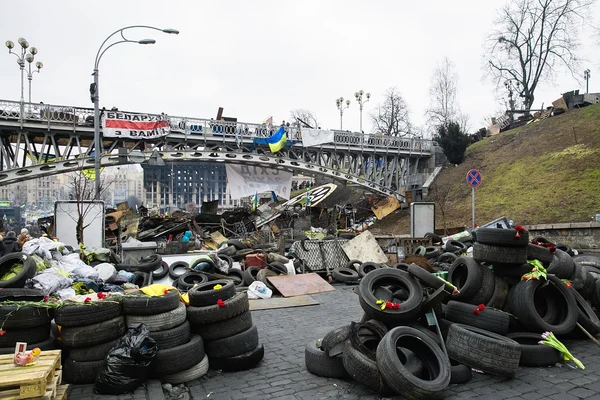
left=369, top=87, right=412, bottom=137
left=289, top=109, right=319, bottom=129
left=485, top=0, right=594, bottom=111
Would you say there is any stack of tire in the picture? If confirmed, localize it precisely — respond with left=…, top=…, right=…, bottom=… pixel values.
left=115, top=254, right=163, bottom=288
left=186, top=279, right=264, bottom=371
left=0, top=288, right=55, bottom=354
left=56, top=298, right=126, bottom=384
left=122, top=288, right=208, bottom=384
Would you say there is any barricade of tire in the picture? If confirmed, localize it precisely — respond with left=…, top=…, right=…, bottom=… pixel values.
left=186, top=279, right=264, bottom=371
left=304, top=227, right=600, bottom=398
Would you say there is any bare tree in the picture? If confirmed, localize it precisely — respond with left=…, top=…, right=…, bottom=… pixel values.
left=370, top=87, right=412, bottom=136
left=427, top=57, right=459, bottom=128
left=290, top=109, right=319, bottom=128
left=428, top=176, right=455, bottom=235
left=63, top=168, right=113, bottom=245
left=485, top=0, right=594, bottom=112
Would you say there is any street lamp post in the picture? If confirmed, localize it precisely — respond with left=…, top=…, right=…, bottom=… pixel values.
left=584, top=69, right=591, bottom=94
left=5, top=38, right=42, bottom=120
left=91, top=26, right=179, bottom=199
left=354, top=90, right=370, bottom=132
left=335, top=97, right=351, bottom=130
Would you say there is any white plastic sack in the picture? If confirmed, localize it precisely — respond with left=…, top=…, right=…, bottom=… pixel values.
left=55, top=288, right=76, bottom=300
left=72, top=265, right=99, bottom=280
left=95, top=263, right=117, bottom=281
left=29, top=269, right=73, bottom=296
left=247, top=281, right=272, bottom=299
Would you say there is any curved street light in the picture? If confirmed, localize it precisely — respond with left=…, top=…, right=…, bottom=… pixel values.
left=5, top=37, right=43, bottom=120
left=91, top=26, right=179, bottom=199
left=354, top=90, right=370, bottom=133
left=336, top=97, right=351, bottom=130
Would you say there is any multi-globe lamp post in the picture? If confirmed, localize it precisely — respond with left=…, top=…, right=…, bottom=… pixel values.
left=91, top=25, right=179, bottom=199
left=335, top=97, right=351, bottom=130
left=5, top=37, right=43, bottom=118
left=354, top=89, right=370, bottom=132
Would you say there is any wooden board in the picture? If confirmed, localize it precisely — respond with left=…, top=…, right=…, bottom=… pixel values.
left=0, top=350, right=61, bottom=399
left=54, top=385, right=68, bottom=400
left=341, top=230, right=389, bottom=264
left=267, top=273, right=335, bottom=297
left=249, top=295, right=319, bottom=310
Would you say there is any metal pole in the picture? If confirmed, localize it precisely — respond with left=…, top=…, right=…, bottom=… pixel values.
left=340, top=109, right=343, bottom=130
left=359, top=103, right=363, bottom=132
left=19, top=58, right=24, bottom=125
left=93, top=69, right=101, bottom=199
left=472, top=186, right=475, bottom=228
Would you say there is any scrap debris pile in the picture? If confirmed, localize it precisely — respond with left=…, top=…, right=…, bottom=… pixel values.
left=304, top=227, right=600, bottom=398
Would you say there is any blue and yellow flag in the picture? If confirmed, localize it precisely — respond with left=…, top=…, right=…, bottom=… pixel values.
left=266, top=126, right=287, bottom=153
left=251, top=193, right=259, bottom=211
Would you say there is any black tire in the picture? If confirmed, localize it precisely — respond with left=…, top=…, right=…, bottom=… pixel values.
left=345, top=259, right=362, bottom=271
left=548, top=249, right=576, bottom=279
left=0, top=336, right=55, bottom=355
left=445, top=240, right=466, bottom=254
left=424, top=246, right=442, bottom=259
left=217, top=254, right=233, bottom=269
left=150, top=320, right=192, bottom=350
left=424, top=232, right=443, bottom=245
left=122, top=289, right=180, bottom=315
left=376, top=326, right=451, bottom=399
left=116, top=254, right=162, bottom=273
left=527, top=243, right=554, bottom=264
left=506, top=332, right=562, bottom=367
left=191, top=310, right=253, bottom=341
left=189, top=257, right=216, bottom=273
left=579, top=269, right=596, bottom=299
left=209, top=343, right=264, bottom=372
left=391, top=263, right=411, bottom=271
left=69, top=339, right=119, bottom=362
left=593, top=280, right=600, bottom=310
left=149, top=334, right=205, bottom=377
left=473, top=243, right=527, bottom=264
left=205, top=325, right=259, bottom=358
left=407, top=264, right=451, bottom=292
left=63, top=358, right=105, bottom=384
left=358, top=269, right=423, bottom=323
left=557, top=243, right=574, bottom=256
left=358, top=262, right=383, bottom=278
left=177, top=271, right=210, bottom=291
left=507, top=275, right=578, bottom=335
left=304, top=340, right=348, bottom=378
left=486, top=276, right=509, bottom=310
left=188, top=279, right=236, bottom=307
left=321, top=325, right=352, bottom=357
left=226, top=268, right=245, bottom=287
left=569, top=288, right=600, bottom=337
left=61, top=316, right=125, bottom=348
left=343, top=341, right=388, bottom=392
left=469, top=263, right=495, bottom=305
left=0, top=253, right=36, bottom=288
left=266, top=262, right=287, bottom=275
left=162, top=354, right=209, bottom=384
left=0, top=324, right=50, bottom=347
left=446, top=323, right=521, bottom=377
left=187, top=292, right=249, bottom=325
left=152, top=261, right=170, bottom=280
left=0, top=288, right=44, bottom=302
left=55, top=300, right=122, bottom=328
left=349, top=320, right=389, bottom=360
left=450, top=363, right=472, bottom=384
left=226, top=239, right=247, bottom=250
left=242, top=266, right=260, bottom=286
left=132, top=271, right=151, bottom=287
left=438, top=253, right=459, bottom=264
left=0, top=304, right=53, bottom=329
left=573, top=255, right=600, bottom=269
left=168, top=261, right=190, bottom=279
left=475, top=228, right=529, bottom=247
left=492, top=262, right=533, bottom=279
left=332, top=267, right=360, bottom=283
left=570, top=262, right=588, bottom=291
left=447, top=257, right=483, bottom=302
left=256, top=268, right=278, bottom=292
left=126, top=302, right=186, bottom=332
left=445, top=300, right=509, bottom=335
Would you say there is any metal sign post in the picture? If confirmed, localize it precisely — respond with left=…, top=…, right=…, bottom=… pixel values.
left=466, top=169, right=482, bottom=228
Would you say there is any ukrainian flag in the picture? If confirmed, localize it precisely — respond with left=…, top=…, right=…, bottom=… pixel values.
left=266, top=126, right=287, bottom=153
left=251, top=193, right=259, bottom=211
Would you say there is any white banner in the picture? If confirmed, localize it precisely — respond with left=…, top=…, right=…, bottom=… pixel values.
left=226, top=165, right=292, bottom=199
left=301, top=128, right=334, bottom=147
left=102, top=111, right=170, bottom=139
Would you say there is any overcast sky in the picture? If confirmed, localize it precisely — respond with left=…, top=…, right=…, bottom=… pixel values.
left=1, top=0, right=598, bottom=135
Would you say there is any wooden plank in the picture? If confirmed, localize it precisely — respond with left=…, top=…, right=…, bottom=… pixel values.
left=267, top=273, right=335, bottom=297
left=54, top=386, right=68, bottom=400
left=249, top=295, right=319, bottom=310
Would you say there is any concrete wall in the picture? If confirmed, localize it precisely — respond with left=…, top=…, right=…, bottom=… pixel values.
left=523, top=222, right=600, bottom=249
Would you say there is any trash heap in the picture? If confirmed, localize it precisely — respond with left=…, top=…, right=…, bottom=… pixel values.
left=304, top=227, right=600, bottom=398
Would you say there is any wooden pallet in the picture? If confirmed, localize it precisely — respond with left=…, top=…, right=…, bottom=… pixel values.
left=0, top=350, right=61, bottom=399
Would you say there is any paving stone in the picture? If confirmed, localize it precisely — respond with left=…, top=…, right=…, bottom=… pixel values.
left=569, top=387, right=598, bottom=398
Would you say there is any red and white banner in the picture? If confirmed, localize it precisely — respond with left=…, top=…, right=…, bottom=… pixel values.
left=102, top=111, right=170, bottom=139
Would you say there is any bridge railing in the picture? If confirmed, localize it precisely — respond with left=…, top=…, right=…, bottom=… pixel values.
left=0, top=99, right=432, bottom=153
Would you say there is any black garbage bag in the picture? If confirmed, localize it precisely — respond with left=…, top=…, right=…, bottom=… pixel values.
left=94, top=323, right=158, bottom=395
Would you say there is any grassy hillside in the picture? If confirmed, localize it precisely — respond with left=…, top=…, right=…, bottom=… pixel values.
left=371, top=104, right=600, bottom=234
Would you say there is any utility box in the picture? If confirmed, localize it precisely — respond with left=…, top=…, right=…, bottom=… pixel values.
left=410, top=202, right=435, bottom=238
left=121, top=241, right=158, bottom=264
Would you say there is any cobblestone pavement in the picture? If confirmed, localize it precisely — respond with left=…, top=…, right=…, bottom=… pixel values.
left=70, top=285, right=600, bottom=400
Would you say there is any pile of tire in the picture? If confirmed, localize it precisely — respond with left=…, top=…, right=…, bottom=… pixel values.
left=122, top=288, right=208, bottom=384
left=305, top=227, right=600, bottom=398
left=56, top=297, right=126, bottom=384
left=115, top=254, right=164, bottom=288
left=0, top=288, right=55, bottom=354
left=186, top=279, right=264, bottom=372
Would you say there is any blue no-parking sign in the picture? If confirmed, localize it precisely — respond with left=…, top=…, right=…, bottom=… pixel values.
left=466, top=169, right=482, bottom=188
